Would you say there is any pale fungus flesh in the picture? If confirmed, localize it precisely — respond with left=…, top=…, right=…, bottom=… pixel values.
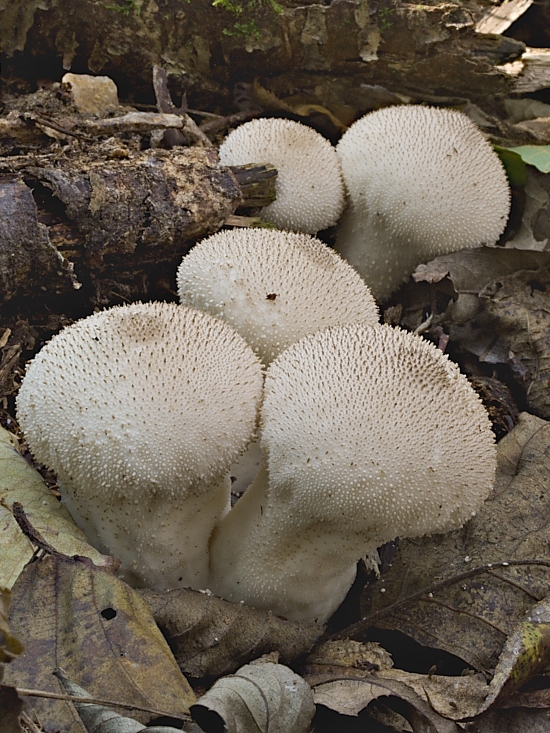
left=218, top=117, right=345, bottom=234
left=16, top=301, right=264, bottom=591
left=208, top=323, right=496, bottom=624
left=336, top=105, right=511, bottom=301
left=177, top=227, right=379, bottom=365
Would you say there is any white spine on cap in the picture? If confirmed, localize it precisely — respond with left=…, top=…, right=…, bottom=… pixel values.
left=219, top=118, right=345, bottom=234
left=209, top=323, right=496, bottom=624
left=336, top=105, right=511, bottom=301
left=16, top=301, right=263, bottom=591
left=177, top=227, right=379, bottom=365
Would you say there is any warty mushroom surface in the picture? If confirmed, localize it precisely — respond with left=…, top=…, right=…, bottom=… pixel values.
left=335, top=105, right=511, bottom=301
left=218, top=117, right=345, bottom=233
left=177, top=227, right=379, bottom=366
left=16, top=301, right=263, bottom=591
left=208, top=323, right=496, bottom=624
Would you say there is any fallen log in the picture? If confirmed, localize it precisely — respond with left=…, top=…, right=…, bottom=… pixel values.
left=0, top=147, right=276, bottom=307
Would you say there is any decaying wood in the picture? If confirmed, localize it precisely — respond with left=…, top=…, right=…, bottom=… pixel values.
left=498, top=48, right=550, bottom=93
left=0, top=0, right=526, bottom=116
left=0, top=149, right=277, bottom=307
left=0, top=112, right=187, bottom=145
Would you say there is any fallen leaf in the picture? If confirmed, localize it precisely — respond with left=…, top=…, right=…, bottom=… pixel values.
left=0, top=426, right=113, bottom=589
left=305, top=640, right=488, bottom=722
left=141, top=587, right=322, bottom=679
left=355, top=413, right=550, bottom=673
left=252, top=79, right=347, bottom=132
left=0, top=590, right=23, bottom=667
left=507, top=146, right=550, bottom=174
left=413, top=249, right=550, bottom=417
left=53, top=670, right=186, bottom=733
left=480, top=267, right=550, bottom=419
left=4, top=553, right=194, bottom=732
left=191, top=660, right=315, bottom=733
left=478, top=598, right=550, bottom=713
left=312, top=676, right=461, bottom=733
left=467, top=707, right=550, bottom=733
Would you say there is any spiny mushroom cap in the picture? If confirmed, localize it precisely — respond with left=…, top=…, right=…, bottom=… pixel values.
left=218, top=118, right=345, bottom=233
left=335, top=105, right=511, bottom=301
left=17, top=301, right=264, bottom=499
left=177, top=228, right=379, bottom=365
left=262, top=322, right=496, bottom=545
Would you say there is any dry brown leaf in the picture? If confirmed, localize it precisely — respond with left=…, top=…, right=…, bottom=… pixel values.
left=4, top=554, right=194, bottom=733
left=412, top=249, right=550, bottom=418
left=355, top=413, right=550, bottom=673
left=312, top=675, right=461, bottom=733
left=191, top=660, right=315, bottom=733
left=252, top=80, right=347, bottom=132
left=480, top=267, right=550, bottom=419
left=305, top=641, right=488, bottom=722
left=54, top=670, right=186, bottom=733
left=141, top=587, right=322, bottom=679
left=467, top=707, right=550, bottom=733
left=0, top=590, right=23, bottom=668
left=0, top=426, right=113, bottom=589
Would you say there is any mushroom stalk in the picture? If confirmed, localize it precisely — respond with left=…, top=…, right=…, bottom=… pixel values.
left=208, top=323, right=496, bottom=624
left=17, top=302, right=263, bottom=591
left=335, top=105, right=511, bottom=301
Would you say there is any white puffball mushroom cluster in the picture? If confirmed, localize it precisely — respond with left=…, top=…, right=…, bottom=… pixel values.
left=16, top=301, right=263, bottom=591
left=177, top=227, right=379, bottom=365
left=336, top=105, right=511, bottom=301
left=218, top=118, right=345, bottom=234
left=209, top=323, right=496, bottom=624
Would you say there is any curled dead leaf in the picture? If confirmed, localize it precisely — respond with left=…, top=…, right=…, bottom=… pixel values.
left=191, top=660, right=315, bottom=733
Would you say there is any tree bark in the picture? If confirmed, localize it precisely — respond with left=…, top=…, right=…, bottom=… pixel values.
left=0, top=0, right=524, bottom=115
left=0, top=148, right=276, bottom=307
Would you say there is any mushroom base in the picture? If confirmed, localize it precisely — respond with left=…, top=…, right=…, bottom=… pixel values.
left=60, top=475, right=231, bottom=592
left=208, top=467, right=364, bottom=625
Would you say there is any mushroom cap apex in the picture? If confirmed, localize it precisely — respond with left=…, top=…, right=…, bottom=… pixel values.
left=219, top=117, right=345, bottom=234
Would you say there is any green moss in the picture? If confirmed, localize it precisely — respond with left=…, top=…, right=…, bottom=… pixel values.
left=214, top=0, right=283, bottom=42
left=378, top=6, right=394, bottom=33
left=100, top=0, right=141, bottom=15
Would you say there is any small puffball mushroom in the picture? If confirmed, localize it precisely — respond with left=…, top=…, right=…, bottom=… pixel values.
left=208, top=323, right=496, bottom=624
left=336, top=105, right=511, bottom=301
left=177, top=228, right=379, bottom=365
left=218, top=118, right=345, bottom=233
left=16, top=301, right=263, bottom=591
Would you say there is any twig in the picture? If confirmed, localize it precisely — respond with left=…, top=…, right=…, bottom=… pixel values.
left=10, top=502, right=63, bottom=559
left=19, top=711, right=43, bottom=733
left=200, top=109, right=259, bottom=135
left=16, top=687, right=192, bottom=721
left=152, top=65, right=213, bottom=148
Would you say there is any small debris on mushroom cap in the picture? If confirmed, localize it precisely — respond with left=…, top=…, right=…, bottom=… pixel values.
left=177, top=228, right=379, bottom=364
left=219, top=117, right=345, bottom=233
left=336, top=105, right=511, bottom=301
left=16, top=301, right=263, bottom=590
left=209, top=323, right=496, bottom=623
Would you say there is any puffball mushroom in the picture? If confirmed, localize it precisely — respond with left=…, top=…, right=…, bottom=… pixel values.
left=208, top=323, right=496, bottom=624
left=177, top=228, right=379, bottom=365
left=336, top=105, right=511, bottom=301
left=16, top=302, right=263, bottom=591
left=218, top=118, right=345, bottom=233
